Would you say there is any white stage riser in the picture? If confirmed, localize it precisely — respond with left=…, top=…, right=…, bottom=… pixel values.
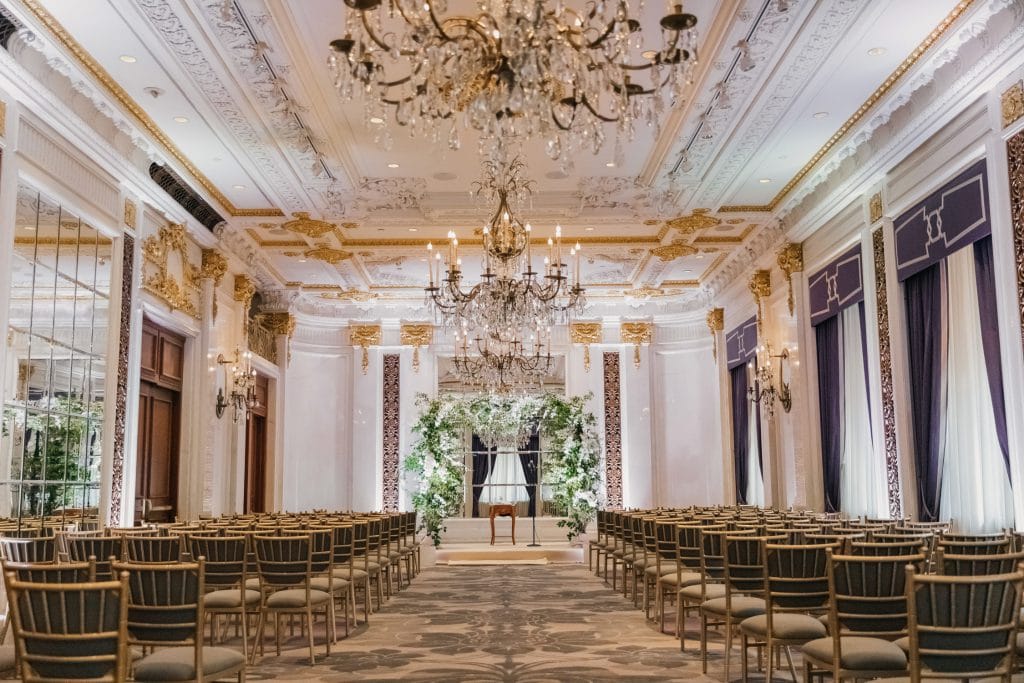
left=439, top=516, right=590, bottom=544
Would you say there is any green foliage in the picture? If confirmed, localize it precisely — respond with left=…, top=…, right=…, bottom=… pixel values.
left=404, top=392, right=603, bottom=547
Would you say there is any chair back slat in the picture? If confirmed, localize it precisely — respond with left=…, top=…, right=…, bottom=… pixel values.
left=827, top=551, right=925, bottom=640
left=124, top=536, right=182, bottom=563
left=114, top=560, right=204, bottom=646
left=0, top=537, right=56, bottom=564
left=936, top=549, right=1024, bottom=576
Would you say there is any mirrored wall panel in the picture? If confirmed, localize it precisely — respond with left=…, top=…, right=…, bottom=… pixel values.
left=0, top=183, right=111, bottom=526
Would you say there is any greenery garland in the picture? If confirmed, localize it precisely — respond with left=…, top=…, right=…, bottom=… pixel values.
left=404, top=392, right=603, bottom=547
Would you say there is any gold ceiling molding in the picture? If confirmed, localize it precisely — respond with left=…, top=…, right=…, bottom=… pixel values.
left=776, top=242, right=803, bottom=316
left=233, top=274, right=256, bottom=307
left=17, top=0, right=282, bottom=218
left=281, top=212, right=337, bottom=238
left=660, top=279, right=701, bottom=287
left=123, top=198, right=136, bottom=230
left=869, top=192, right=884, bottom=224
left=350, top=323, right=382, bottom=374
left=663, top=208, right=720, bottom=235
left=319, top=289, right=379, bottom=301
left=767, top=0, right=975, bottom=211
left=303, top=246, right=352, bottom=264
left=620, top=321, right=653, bottom=369
left=749, top=269, right=771, bottom=335
left=400, top=323, right=433, bottom=373
left=141, top=223, right=200, bottom=318
left=200, top=249, right=228, bottom=287
left=623, top=286, right=682, bottom=298
left=570, top=322, right=602, bottom=372
left=718, top=204, right=772, bottom=214
left=706, top=308, right=724, bottom=361
left=1002, top=81, right=1024, bottom=128
left=650, top=242, right=698, bottom=261
left=693, top=226, right=756, bottom=244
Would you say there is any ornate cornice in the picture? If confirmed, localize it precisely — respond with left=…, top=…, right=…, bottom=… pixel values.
left=261, top=311, right=296, bottom=339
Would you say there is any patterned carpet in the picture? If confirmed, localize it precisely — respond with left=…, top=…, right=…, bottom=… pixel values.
left=247, top=563, right=735, bottom=682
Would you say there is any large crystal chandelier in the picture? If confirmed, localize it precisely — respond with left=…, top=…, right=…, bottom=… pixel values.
left=328, top=0, right=698, bottom=161
left=426, top=158, right=585, bottom=391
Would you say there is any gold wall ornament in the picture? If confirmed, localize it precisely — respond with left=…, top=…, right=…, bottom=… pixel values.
left=622, top=286, right=683, bottom=298
left=141, top=222, right=200, bottom=318
left=706, top=307, right=724, bottom=361
left=663, top=208, right=721, bottom=235
left=776, top=242, right=804, bottom=317
left=281, top=211, right=337, bottom=238
left=749, top=269, right=772, bottom=336
left=350, top=324, right=382, bottom=374
left=869, top=192, right=884, bottom=224
left=649, top=241, right=698, bottom=261
left=319, top=289, right=379, bottom=302
left=0, top=100, right=6, bottom=138
left=233, top=274, right=256, bottom=306
left=1002, top=81, right=1024, bottom=129
left=123, top=198, right=136, bottom=229
left=400, top=323, right=434, bottom=373
left=570, top=322, right=602, bottom=372
left=304, top=246, right=352, bottom=264
left=261, top=312, right=296, bottom=339
left=200, top=249, right=228, bottom=287
left=620, top=321, right=653, bottom=369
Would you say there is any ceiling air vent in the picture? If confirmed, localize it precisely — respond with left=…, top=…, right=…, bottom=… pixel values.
left=148, top=163, right=226, bottom=232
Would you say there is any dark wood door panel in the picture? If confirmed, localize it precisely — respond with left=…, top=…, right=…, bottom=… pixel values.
left=135, top=380, right=180, bottom=524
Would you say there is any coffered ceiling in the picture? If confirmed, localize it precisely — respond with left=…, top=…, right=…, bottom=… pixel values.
left=16, top=0, right=970, bottom=310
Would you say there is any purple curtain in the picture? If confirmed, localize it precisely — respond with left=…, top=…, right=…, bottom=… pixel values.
left=815, top=315, right=842, bottom=513
left=904, top=263, right=944, bottom=522
left=519, top=433, right=540, bottom=517
left=730, top=366, right=750, bottom=504
left=471, top=435, right=495, bottom=518
left=973, top=236, right=1010, bottom=473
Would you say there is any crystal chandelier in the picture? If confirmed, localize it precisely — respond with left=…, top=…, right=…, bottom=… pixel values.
left=426, top=158, right=585, bottom=391
left=328, top=0, right=698, bottom=161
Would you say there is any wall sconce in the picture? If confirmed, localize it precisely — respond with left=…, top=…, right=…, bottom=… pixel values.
left=570, top=322, right=602, bottom=372
left=211, top=348, right=258, bottom=422
left=748, top=342, right=792, bottom=418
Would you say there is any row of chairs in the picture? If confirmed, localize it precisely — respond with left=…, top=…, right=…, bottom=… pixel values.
left=0, top=509, right=423, bottom=680
left=590, top=506, right=1024, bottom=682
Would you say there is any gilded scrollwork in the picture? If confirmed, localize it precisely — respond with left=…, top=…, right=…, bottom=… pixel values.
left=1002, top=82, right=1024, bottom=129
left=141, top=222, right=200, bottom=318
left=706, top=307, right=724, bottom=361
left=650, top=242, right=698, bottom=261
left=662, top=208, right=720, bottom=235
left=749, top=269, right=772, bottom=335
left=776, top=243, right=803, bottom=316
left=400, top=323, right=433, bottom=373
left=350, top=324, right=382, bottom=375
left=570, top=321, right=602, bottom=372
left=281, top=211, right=337, bottom=238
left=200, top=249, right=228, bottom=287
left=620, top=321, right=653, bottom=369
left=603, top=352, right=623, bottom=509
left=1008, top=129, right=1024, bottom=367
left=869, top=193, right=884, bottom=224
left=873, top=227, right=901, bottom=518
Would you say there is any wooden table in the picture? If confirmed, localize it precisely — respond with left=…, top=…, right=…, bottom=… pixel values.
left=489, top=504, right=516, bottom=545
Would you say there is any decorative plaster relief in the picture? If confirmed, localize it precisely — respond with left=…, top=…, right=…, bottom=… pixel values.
left=109, top=234, right=134, bottom=525
left=872, top=227, right=902, bottom=518
left=141, top=222, right=201, bottom=318
left=382, top=354, right=400, bottom=512
left=1008, top=128, right=1024, bottom=359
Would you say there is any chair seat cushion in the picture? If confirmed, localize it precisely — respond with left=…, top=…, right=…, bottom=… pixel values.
left=656, top=570, right=701, bottom=585
left=334, top=567, right=369, bottom=581
left=133, top=646, right=244, bottom=681
left=266, top=588, right=331, bottom=608
left=702, top=596, right=766, bottom=618
left=203, top=588, right=260, bottom=609
left=388, top=550, right=401, bottom=560
left=679, top=583, right=727, bottom=601
left=740, top=613, right=828, bottom=640
left=802, top=636, right=908, bottom=671
left=310, top=576, right=350, bottom=592
left=244, top=577, right=260, bottom=591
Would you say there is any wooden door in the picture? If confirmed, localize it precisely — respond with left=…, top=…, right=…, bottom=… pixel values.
left=135, top=319, right=185, bottom=523
left=243, top=375, right=269, bottom=513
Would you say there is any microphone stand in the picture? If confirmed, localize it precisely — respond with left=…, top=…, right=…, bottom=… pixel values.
left=528, top=452, right=540, bottom=547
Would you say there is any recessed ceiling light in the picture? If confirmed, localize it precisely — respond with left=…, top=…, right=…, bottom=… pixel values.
left=408, top=228, right=418, bottom=232
left=682, top=269, right=693, bottom=274
left=812, top=111, right=829, bottom=119
left=119, top=55, right=137, bottom=63
left=173, top=116, right=189, bottom=124
left=298, top=258, right=307, bottom=263
left=387, top=163, right=400, bottom=169
left=758, top=178, right=772, bottom=183
left=641, top=50, right=658, bottom=60
left=585, top=227, right=594, bottom=231
left=867, top=47, right=886, bottom=56
left=23, top=225, right=35, bottom=231
left=605, top=162, right=616, bottom=168
left=369, top=117, right=384, bottom=124
left=232, top=184, right=246, bottom=190
left=695, top=253, right=704, bottom=259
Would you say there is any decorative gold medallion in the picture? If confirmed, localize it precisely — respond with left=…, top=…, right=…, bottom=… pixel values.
left=663, top=208, right=720, bottom=235
left=620, top=321, right=653, bottom=369
left=869, top=193, right=884, bottom=224
left=200, top=249, right=228, bottom=287
left=1002, top=82, right=1024, bottom=129
left=280, top=211, right=337, bottom=238
left=650, top=242, right=698, bottom=261
left=304, top=246, right=352, bottom=264
left=570, top=322, right=602, bottom=372
left=350, top=324, right=382, bottom=374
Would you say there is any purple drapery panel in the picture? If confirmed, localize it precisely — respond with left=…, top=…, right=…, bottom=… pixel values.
left=895, top=158, right=991, bottom=282
left=471, top=435, right=496, bottom=518
left=815, top=315, right=842, bottom=513
left=519, top=432, right=540, bottom=517
left=730, top=365, right=750, bottom=504
left=904, top=263, right=944, bottom=522
left=973, top=236, right=1010, bottom=472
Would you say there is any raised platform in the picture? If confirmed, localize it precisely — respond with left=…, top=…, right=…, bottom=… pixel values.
left=434, top=542, right=584, bottom=565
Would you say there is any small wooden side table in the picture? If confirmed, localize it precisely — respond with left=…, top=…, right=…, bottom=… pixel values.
left=489, top=504, right=517, bottom=545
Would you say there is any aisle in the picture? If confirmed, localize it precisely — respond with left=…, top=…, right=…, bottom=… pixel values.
left=257, top=563, right=725, bottom=682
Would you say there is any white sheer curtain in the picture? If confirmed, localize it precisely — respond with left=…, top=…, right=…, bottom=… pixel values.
left=480, top=446, right=530, bottom=504
left=839, top=305, right=888, bottom=518
left=746, top=406, right=765, bottom=506
left=938, top=247, right=1014, bottom=533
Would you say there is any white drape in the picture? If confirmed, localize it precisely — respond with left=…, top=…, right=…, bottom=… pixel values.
left=479, top=447, right=530, bottom=504
left=746, top=405, right=765, bottom=506
left=938, top=247, right=1014, bottom=533
left=839, top=305, right=888, bottom=518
